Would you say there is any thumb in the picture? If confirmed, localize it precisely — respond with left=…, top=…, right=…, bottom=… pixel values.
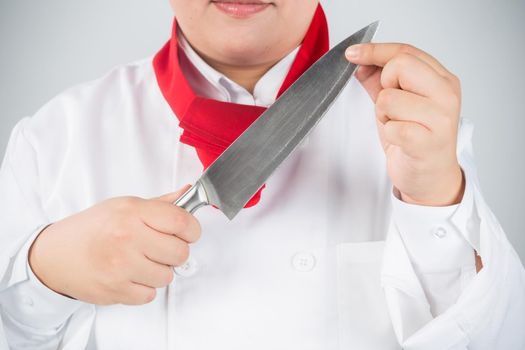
left=151, top=184, right=192, bottom=203
left=354, top=65, right=383, bottom=103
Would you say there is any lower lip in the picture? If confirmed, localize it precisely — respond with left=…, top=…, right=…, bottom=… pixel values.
left=212, top=2, right=271, bottom=18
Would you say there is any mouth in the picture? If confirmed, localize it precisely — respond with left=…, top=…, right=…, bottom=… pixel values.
left=210, top=1, right=273, bottom=19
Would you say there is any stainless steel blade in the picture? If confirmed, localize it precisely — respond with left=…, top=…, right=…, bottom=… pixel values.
left=175, top=21, right=380, bottom=220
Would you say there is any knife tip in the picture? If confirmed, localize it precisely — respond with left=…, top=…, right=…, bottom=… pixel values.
left=367, top=20, right=381, bottom=41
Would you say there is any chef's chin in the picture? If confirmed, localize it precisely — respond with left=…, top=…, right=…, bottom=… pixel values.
left=201, top=29, right=287, bottom=67
left=198, top=3, right=288, bottom=67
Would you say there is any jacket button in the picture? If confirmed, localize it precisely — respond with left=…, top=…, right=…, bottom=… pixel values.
left=431, top=226, right=447, bottom=238
left=291, top=252, right=316, bottom=272
left=174, top=256, right=198, bottom=277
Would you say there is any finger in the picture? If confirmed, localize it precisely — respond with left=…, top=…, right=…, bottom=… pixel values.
left=120, top=283, right=157, bottom=305
left=138, top=200, right=201, bottom=243
left=346, top=43, right=452, bottom=78
left=151, top=184, right=192, bottom=203
left=355, top=65, right=382, bottom=102
left=375, top=88, right=445, bottom=131
left=129, top=255, right=175, bottom=288
left=383, top=120, right=432, bottom=157
left=380, top=53, right=454, bottom=105
left=139, top=225, right=190, bottom=266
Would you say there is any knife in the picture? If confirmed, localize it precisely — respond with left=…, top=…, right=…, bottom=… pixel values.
left=173, top=21, right=379, bottom=220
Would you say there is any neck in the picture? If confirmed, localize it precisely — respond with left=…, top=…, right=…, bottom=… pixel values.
left=196, top=52, right=279, bottom=94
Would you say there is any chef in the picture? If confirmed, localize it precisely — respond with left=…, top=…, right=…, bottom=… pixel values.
left=0, top=0, right=523, bottom=349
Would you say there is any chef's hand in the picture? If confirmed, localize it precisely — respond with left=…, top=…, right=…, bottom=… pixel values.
left=28, top=185, right=200, bottom=305
left=345, top=43, right=465, bottom=206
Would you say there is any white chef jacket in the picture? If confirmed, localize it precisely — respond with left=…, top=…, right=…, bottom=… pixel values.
left=0, top=28, right=524, bottom=350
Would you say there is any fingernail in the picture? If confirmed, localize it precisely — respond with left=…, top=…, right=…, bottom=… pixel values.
left=345, top=45, right=360, bottom=59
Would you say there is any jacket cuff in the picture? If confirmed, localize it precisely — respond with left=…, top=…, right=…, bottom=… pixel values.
left=390, top=168, right=476, bottom=274
left=1, top=224, right=83, bottom=330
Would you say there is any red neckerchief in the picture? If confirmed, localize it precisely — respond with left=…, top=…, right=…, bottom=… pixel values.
left=153, top=4, right=329, bottom=208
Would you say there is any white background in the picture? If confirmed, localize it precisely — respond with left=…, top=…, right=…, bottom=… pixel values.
left=1, top=0, right=524, bottom=261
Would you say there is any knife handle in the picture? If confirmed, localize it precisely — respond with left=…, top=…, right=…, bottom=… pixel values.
left=173, top=180, right=209, bottom=214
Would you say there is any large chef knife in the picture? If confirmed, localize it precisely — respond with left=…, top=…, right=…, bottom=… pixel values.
left=174, top=21, right=379, bottom=220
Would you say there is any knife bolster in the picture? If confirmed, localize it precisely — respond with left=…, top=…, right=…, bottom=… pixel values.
left=173, top=180, right=209, bottom=214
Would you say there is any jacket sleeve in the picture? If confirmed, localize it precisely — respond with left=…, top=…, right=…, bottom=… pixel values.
left=0, top=117, right=95, bottom=350
left=382, top=117, right=525, bottom=349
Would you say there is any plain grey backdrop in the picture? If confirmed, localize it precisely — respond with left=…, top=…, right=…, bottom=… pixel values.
left=1, top=0, right=524, bottom=262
